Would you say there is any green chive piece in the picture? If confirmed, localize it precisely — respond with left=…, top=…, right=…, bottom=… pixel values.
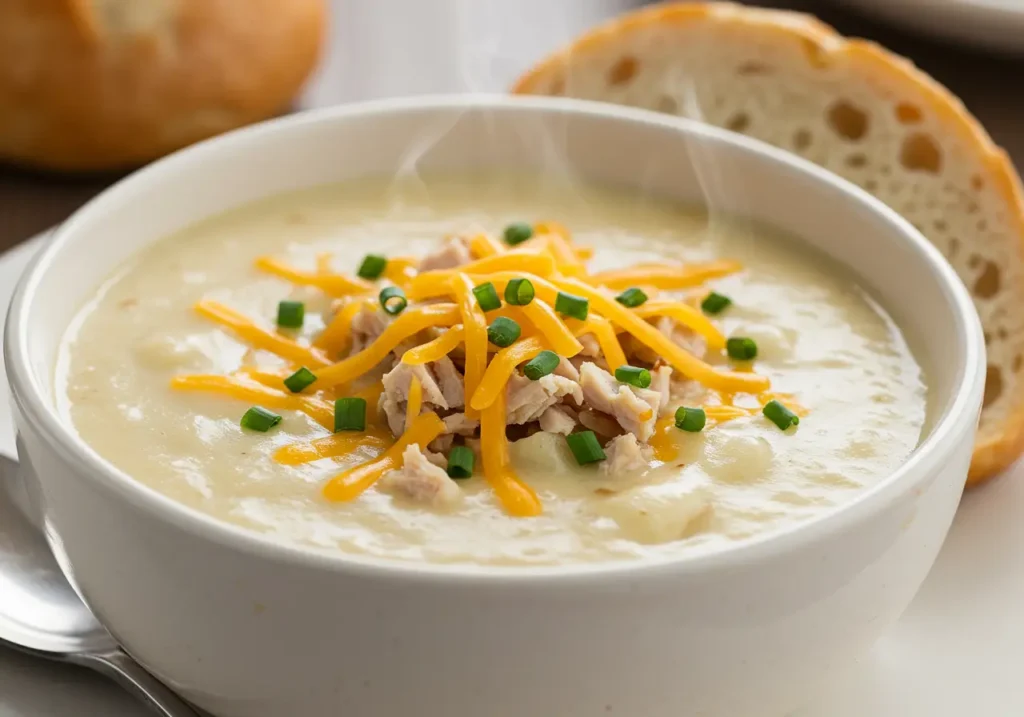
left=487, top=316, right=522, bottom=348
left=763, top=400, right=800, bottom=431
left=701, top=291, right=732, bottom=315
left=334, top=397, right=367, bottom=432
left=357, top=254, right=387, bottom=279
left=240, top=406, right=282, bottom=432
left=566, top=431, right=606, bottom=465
left=555, top=291, right=589, bottom=320
left=447, top=446, right=475, bottom=479
left=726, top=336, right=758, bottom=361
left=276, top=300, right=305, bottom=329
left=283, top=367, right=317, bottom=393
left=675, top=406, right=706, bottom=433
left=615, top=287, right=648, bottom=308
left=523, top=350, right=560, bottom=380
left=379, top=286, right=408, bottom=315
left=615, top=365, right=652, bottom=389
left=503, top=222, right=534, bottom=246
left=504, top=278, right=536, bottom=306
left=472, top=282, right=502, bottom=312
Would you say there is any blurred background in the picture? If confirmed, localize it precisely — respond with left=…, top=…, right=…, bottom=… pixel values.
left=1, top=0, right=1022, bottom=250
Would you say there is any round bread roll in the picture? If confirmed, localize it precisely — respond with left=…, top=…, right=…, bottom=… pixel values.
left=0, top=0, right=326, bottom=172
left=513, top=2, right=1024, bottom=486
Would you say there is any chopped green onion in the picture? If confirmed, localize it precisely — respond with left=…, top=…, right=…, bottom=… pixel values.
left=554, top=291, right=589, bottom=320
left=615, top=365, right=652, bottom=389
left=487, top=316, right=522, bottom=348
left=378, top=286, right=408, bottom=315
left=504, top=278, right=536, bottom=306
left=726, top=336, right=758, bottom=361
left=503, top=222, right=534, bottom=246
left=675, top=406, right=706, bottom=433
left=283, top=367, right=317, bottom=393
left=472, top=282, right=502, bottom=312
left=615, top=287, right=648, bottom=308
left=701, top=291, right=732, bottom=315
left=334, top=397, right=367, bottom=432
left=763, top=400, right=800, bottom=431
left=357, top=254, right=387, bottom=279
left=447, top=446, right=475, bottom=479
left=566, top=431, right=606, bottom=465
left=523, top=350, right=560, bottom=380
left=240, top=406, right=282, bottom=432
left=276, top=300, right=305, bottom=329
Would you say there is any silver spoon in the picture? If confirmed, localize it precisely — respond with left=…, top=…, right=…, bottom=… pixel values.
left=0, top=454, right=201, bottom=716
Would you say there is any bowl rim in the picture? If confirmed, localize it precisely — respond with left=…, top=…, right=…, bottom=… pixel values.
left=4, top=93, right=986, bottom=584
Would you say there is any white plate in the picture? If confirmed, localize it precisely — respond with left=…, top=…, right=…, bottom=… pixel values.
left=0, top=231, right=1022, bottom=715
left=836, top=0, right=1024, bottom=55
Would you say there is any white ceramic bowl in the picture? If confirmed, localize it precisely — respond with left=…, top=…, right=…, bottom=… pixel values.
left=5, top=96, right=984, bottom=717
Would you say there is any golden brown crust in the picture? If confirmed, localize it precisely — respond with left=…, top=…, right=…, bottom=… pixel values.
left=0, top=0, right=327, bottom=172
left=513, top=1, right=1024, bottom=485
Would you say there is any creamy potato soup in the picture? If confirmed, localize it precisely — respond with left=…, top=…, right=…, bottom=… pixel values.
left=57, top=175, right=927, bottom=566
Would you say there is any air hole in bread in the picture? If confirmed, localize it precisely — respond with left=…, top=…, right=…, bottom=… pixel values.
left=845, top=153, right=867, bottom=168
left=947, top=236, right=959, bottom=257
left=725, top=112, right=750, bottom=132
left=793, top=129, right=812, bottom=150
left=895, top=103, right=923, bottom=124
left=967, top=201, right=980, bottom=214
left=984, top=364, right=1003, bottom=408
left=827, top=100, right=868, bottom=141
left=1014, top=355, right=1022, bottom=373
left=900, top=132, right=942, bottom=173
left=984, top=331, right=992, bottom=345
left=998, top=326, right=1009, bottom=340
left=864, top=179, right=879, bottom=192
left=607, top=56, right=638, bottom=86
left=978, top=219, right=989, bottom=231
left=737, top=61, right=770, bottom=76
left=935, top=219, right=949, bottom=232
left=969, top=253, right=983, bottom=269
left=971, top=174, right=985, bottom=191
left=656, top=95, right=679, bottom=114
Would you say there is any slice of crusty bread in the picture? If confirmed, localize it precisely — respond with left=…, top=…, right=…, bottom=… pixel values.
left=513, top=2, right=1024, bottom=486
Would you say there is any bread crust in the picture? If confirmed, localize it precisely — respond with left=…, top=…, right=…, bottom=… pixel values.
left=513, top=2, right=1024, bottom=485
left=0, top=0, right=327, bottom=172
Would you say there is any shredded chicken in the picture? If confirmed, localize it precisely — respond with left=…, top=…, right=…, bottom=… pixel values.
left=506, top=372, right=583, bottom=425
left=601, top=434, right=653, bottom=475
left=577, top=332, right=601, bottom=358
left=380, top=359, right=467, bottom=435
left=419, top=236, right=472, bottom=271
left=554, top=355, right=580, bottom=381
left=378, top=445, right=462, bottom=509
left=432, top=356, right=466, bottom=408
left=350, top=303, right=390, bottom=354
left=428, top=412, right=480, bottom=453
left=538, top=405, right=578, bottom=435
left=656, top=316, right=708, bottom=359
left=650, top=364, right=675, bottom=417
left=578, top=408, right=623, bottom=439
left=579, top=362, right=660, bottom=441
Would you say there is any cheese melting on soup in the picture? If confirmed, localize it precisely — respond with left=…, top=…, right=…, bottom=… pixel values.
left=57, top=176, right=927, bottom=566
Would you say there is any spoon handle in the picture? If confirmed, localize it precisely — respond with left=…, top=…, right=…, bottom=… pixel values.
left=76, top=649, right=202, bottom=716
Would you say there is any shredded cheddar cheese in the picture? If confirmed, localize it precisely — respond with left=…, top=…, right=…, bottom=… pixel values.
left=451, top=274, right=488, bottom=419
left=405, top=375, right=423, bottom=433
left=633, top=300, right=727, bottom=351
left=314, top=298, right=372, bottom=353
left=322, top=412, right=446, bottom=502
left=480, top=390, right=542, bottom=517
left=401, top=326, right=465, bottom=365
left=510, top=301, right=582, bottom=357
left=471, top=337, right=545, bottom=411
left=468, top=233, right=505, bottom=258
left=194, top=300, right=329, bottom=368
left=171, top=374, right=334, bottom=429
left=255, top=256, right=373, bottom=296
left=587, top=260, right=743, bottom=290
left=274, top=429, right=391, bottom=465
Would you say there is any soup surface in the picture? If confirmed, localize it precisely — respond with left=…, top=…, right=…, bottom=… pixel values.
left=57, top=175, right=927, bottom=566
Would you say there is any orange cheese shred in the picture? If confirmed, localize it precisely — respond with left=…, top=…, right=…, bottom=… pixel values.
left=633, top=300, right=727, bottom=351
left=649, top=417, right=680, bottom=462
left=194, top=300, right=329, bottom=368
left=574, top=246, right=594, bottom=260
left=401, top=326, right=465, bottom=365
left=405, top=375, right=423, bottom=433
left=170, top=374, right=334, bottom=429
left=384, top=256, right=419, bottom=286
left=480, top=390, right=541, bottom=517
left=510, top=301, right=582, bottom=357
left=571, top=316, right=628, bottom=373
left=555, top=277, right=770, bottom=394
left=468, top=233, right=506, bottom=259
left=322, top=412, right=446, bottom=502
left=451, top=274, right=488, bottom=419
left=313, top=303, right=461, bottom=389
left=273, top=429, right=392, bottom=465
left=315, top=253, right=334, bottom=274
left=254, top=256, right=373, bottom=296
left=314, top=298, right=373, bottom=353
left=470, top=336, right=545, bottom=411
left=451, top=249, right=556, bottom=278
left=587, top=260, right=743, bottom=290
